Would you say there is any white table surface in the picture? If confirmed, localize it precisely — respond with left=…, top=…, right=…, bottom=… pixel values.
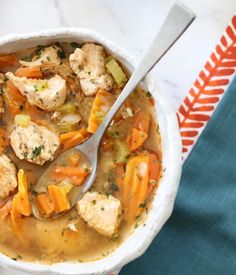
left=0, top=0, right=235, bottom=274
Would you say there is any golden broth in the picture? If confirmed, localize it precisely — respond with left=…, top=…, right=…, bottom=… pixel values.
left=0, top=43, right=162, bottom=263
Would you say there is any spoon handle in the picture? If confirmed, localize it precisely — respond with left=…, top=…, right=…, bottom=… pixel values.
left=92, top=2, right=195, bottom=145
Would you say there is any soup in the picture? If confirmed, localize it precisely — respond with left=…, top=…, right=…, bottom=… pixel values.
left=0, top=42, right=162, bottom=263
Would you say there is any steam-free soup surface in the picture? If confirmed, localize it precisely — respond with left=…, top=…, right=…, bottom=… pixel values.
left=0, top=42, right=162, bottom=263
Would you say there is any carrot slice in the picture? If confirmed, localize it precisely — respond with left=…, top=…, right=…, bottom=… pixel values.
left=15, top=66, right=42, bottom=79
left=4, top=81, right=25, bottom=115
left=48, top=185, right=70, bottom=213
left=0, top=54, right=17, bottom=67
left=14, top=169, right=32, bottom=216
left=53, top=166, right=88, bottom=178
left=122, top=155, right=149, bottom=222
left=6, top=80, right=25, bottom=103
left=127, top=112, right=150, bottom=151
left=129, top=128, right=148, bottom=151
left=87, top=89, right=115, bottom=133
left=35, top=193, right=54, bottom=216
left=61, top=128, right=90, bottom=150
left=132, top=112, right=150, bottom=133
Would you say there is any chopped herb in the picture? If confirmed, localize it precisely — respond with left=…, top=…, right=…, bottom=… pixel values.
left=134, top=223, right=139, bottom=228
left=21, top=55, right=32, bottom=62
left=156, top=125, right=159, bottom=133
left=163, top=168, right=166, bottom=172
left=34, top=84, right=38, bottom=92
left=32, top=190, right=38, bottom=196
left=92, top=200, right=96, bottom=205
left=32, top=146, right=42, bottom=158
left=46, top=56, right=51, bottom=61
left=146, top=91, right=152, bottom=97
left=35, top=45, right=44, bottom=56
left=11, top=257, right=17, bottom=261
left=61, top=227, right=68, bottom=236
left=17, top=255, right=22, bottom=260
left=110, top=233, right=119, bottom=242
left=101, top=207, right=105, bottom=211
left=0, top=87, right=4, bottom=95
left=57, top=49, right=66, bottom=59
left=70, top=42, right=80, bottom=48
left=149, top=179, right=157, bottom=185
left=139, top=202, right=147, bottom=208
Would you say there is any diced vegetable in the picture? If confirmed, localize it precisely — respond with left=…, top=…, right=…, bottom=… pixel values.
left=127, top=112, right=150, bottom=151
left=6, top=80, right=25, bottom=103
left=53, top=166, right=90, bottom=185
left=15, top=66, right=42, bottom=79
left=60, top=127, right=90, bottom=150
left=122, top=155, right=149, bottom=222
left=105, top=58, right=127, bottom=88
left=57, top=103, right=77, bottom=114
left=14, top=169, right=32, bottom=216
left=35, top=193, right=54, bottom=216
left=48, top=185, right=70, bottom=213
left=14, top=114, right=31, bottom=127
left=129, top=128, right=148, bottom=151
left=0, top=54, right=16, bottom=67
left=87, top=89, right=115, bottom=133
left=57, top=113, right=81, bottom=133
left=0, top=198, right=13, bottom=220
left=132, top=112, right=150, bottom=133
left=113, top=140, right=130, bottom=163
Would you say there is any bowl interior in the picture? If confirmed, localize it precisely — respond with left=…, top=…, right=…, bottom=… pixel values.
left=0, top=28, right=182, bottom=275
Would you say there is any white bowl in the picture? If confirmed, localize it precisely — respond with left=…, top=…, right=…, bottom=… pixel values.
left=0, top=28, right=182, bottom=275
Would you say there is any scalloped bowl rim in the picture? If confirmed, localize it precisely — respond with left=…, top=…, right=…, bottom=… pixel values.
left=0, top=28, right=182, bottom=275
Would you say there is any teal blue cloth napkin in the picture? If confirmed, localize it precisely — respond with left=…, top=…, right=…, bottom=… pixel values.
left=120, top=77, right=236, bottom=275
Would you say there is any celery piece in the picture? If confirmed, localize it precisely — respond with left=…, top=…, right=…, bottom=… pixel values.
left=105, top=58, right=128, bottom=88
left=113, top=140, right=130, bottom=163
left=14, top=114, right=31, bottom=127
left=57, top=103, right=77, bottom=114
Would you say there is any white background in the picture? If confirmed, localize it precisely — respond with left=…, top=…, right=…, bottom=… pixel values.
left=0, top=0, right=235, bottom=274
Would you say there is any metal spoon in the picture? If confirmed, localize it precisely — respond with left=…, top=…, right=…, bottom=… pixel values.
left=33, top=2, right=195, bottom=219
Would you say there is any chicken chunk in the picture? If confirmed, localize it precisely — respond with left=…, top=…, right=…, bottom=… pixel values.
left=19, top=46, right=61, bottom=68
left=69, top=43, right=113, bottom=96
left=77, top=192, right=122, bottom=237
left=0, top=154, right=17, bottom=199
left=6, top=72, right=66, bottom=111
left=10, top=121, right=60, bottom=165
